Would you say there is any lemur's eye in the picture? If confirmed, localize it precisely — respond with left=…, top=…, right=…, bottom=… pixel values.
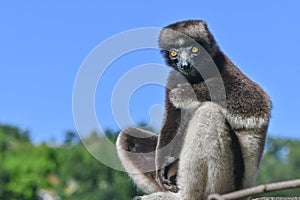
left=170, top=50, right=177, bottom=57
left=191, top=47, right=199, bottom=53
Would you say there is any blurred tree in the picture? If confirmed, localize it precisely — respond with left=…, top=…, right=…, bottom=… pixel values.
left=0, top=124, right=30, bottom=142
left=255, top=137, right=300, bottom=197
left=3, top=143, right=57, bottom=199
left=64, top=130, right=79, bottom=145
left=0, top=162, right=10, bottom=199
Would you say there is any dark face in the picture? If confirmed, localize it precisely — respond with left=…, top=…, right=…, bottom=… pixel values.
left=161, top=35, right=224, bottom=84
left=168, top=45, right=200, bottom=75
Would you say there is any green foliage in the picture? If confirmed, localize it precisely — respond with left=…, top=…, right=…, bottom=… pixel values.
left=3, top=143, right=57, bottom=199
left=0, top=124, right=30, bottom=142
left=0, top=125, right=138, bottom=200
left=63, top=131, right=79, bottom=145
left=255, top=137, right=300, bottom=197
left=1, top=124, right=300, bottom=199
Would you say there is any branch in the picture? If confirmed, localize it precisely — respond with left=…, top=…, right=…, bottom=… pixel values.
left=208, top=179, right=300, bottom=200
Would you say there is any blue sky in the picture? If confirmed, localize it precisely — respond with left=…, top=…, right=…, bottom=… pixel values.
left=0, top=1, right=299, bottom=143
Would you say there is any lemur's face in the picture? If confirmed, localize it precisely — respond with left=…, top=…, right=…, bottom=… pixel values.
left=168, top=45, right=200, bottom=75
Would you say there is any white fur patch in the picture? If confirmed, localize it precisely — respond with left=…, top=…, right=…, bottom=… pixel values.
left=175, top=101, right=201, bottom=110
left=175, top=38, right=185, bottom=46
left=219, top=108, right=269, bottom=129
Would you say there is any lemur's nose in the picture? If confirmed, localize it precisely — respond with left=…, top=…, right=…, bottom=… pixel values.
left=180, top=61, right=191, bottom=70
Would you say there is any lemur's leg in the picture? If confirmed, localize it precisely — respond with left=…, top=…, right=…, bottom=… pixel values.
left=136, top=102, right=240, bottom=200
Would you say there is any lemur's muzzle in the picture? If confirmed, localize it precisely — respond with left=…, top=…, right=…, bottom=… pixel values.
left=177, top=50, right=194, bottom=73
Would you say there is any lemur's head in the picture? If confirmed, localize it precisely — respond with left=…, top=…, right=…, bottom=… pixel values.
left=159, top=20, right=224, bottom=82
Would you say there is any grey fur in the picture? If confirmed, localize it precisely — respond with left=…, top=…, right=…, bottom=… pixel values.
left=116, top=20, right=271, bottom=200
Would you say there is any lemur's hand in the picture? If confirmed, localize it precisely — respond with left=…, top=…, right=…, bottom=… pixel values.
left=169, top=83, right=200, bottom=109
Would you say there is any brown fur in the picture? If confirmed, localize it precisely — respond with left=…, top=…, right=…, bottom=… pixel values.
left=116, top=20, right=271, bottom=199
left=156, top=19, right=271, bottom=190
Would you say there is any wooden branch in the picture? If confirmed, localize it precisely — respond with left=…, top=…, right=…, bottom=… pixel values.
left=208, top=179, right=300, bottom=200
